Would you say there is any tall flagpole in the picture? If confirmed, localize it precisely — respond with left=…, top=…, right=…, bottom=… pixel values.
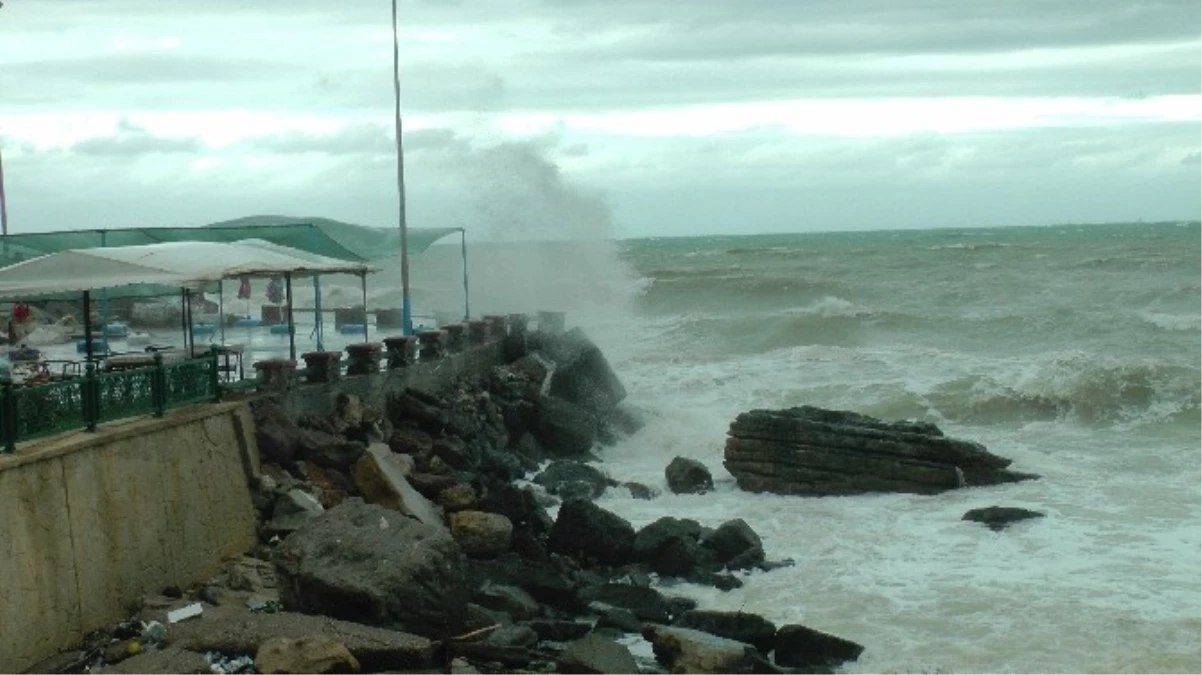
left=0, top=147, right=9, bottom=236
left=391, top=0, right=413, bottom=335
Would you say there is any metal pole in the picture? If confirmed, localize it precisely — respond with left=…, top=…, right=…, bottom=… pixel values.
left=218, top=280, right=225, bottom=346
left=311, top=226, right=324, bottom=350
left=82, top=290, right=94, bottom=363
left=460, top=228, right=470, bottom=321
left=100, top=230, right=108, bottom=354
left=361, top=273, right=369, bottom=343
left=179, top=288, right=188, bottom=353
left=0, top=147, right=8, bottom=236
left=285, top=273, right=296, bottom=362
left=184, top=288, right=194, bottom=355
left=391, top=0, right=413, bottom=336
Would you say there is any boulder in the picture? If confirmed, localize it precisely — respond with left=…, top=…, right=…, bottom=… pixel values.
left=773, top=624, right=864, bottom=670
left=632, top=517, right=712, bottom=577
left=388, top=426, right=435, bottom=456
left=255, top=636, right=360, bottom=674
left=475, top=484, right=554, bottom=538
left=388, top=390, right=449, bottom=435
left=296, top=428, right=366, bottom=470
left=539, top=328, right=627, bottom=412
left=673, top=611, right=776, bottom=654
left=548, top=499, right=635, bottom=567
left=962, top=506, right=1046, bottom=531
left=351, top=444, right=444, bottom=529
left=643, top=624, right=775, bottom=674
left=724, top=406, right=1039, bottom=496
left=432, top=435, right=475, bottom=470
left=579, top=584, right=673, bottom=623
left=665, top=457, right=714, bottom=494
left=273, top=499, right=468, bottom=638
left=438, top=484, right=478, bottom=511
left=532, top=396, right=598, bottom=456
left=557, top=634, right=639, bottom=674
left=533, top=460, right=613, bottom=500
left=449, top=511, right=513, bottom=558
left=468, top=555, right=581, bottom=612
left=407, top=472, right=459, bottom=501
left=591, top=602, right=644, bottom=633
left=303, top=462, right=353, bottom=510
left=701, top=519, right=764, bottom=570
left=483, top=624, right=539, bottom=648
left=524, top=620, right=592, bottom=642
left=623, top=481, right=659, bottom=500
left=472, top=582, right=542, bottom=620
left=265, top=488, right=325, bottom=536
left=330, top=393, right=365, bottom=432
left=252, top=399, right=300, bottom=463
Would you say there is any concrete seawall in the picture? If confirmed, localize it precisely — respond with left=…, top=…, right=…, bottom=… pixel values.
left=0, top=402, right=258, bottom=672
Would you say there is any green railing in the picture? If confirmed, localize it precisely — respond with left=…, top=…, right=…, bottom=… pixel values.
left=1, top=348, right=221, bottom=452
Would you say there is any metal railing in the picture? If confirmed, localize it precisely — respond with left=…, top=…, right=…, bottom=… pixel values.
left=1, top=348, right=221, bottom=452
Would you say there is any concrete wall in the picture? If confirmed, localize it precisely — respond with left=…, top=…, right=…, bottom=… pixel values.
left=0, top=403, right=258, bottom=672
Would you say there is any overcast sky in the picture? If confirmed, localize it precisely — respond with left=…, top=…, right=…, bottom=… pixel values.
left=0, top=0, right=1198, bottom=239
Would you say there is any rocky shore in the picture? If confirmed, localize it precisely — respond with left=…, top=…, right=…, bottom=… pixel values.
left=32, top=325, right=1038, bottom=674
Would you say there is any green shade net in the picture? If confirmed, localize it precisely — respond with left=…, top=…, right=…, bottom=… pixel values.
left=0, top=216, right=461, bottom=301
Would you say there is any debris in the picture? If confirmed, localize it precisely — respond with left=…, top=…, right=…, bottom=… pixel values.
left=167, top=602, right=204, bottom=624
left=203, top=650, right=256, bottom=674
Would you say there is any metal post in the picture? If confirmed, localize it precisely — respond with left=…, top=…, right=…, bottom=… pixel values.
left=311, top=225, right=324, bottom=350
left=184, top=288, right=194, bottom=355
left=391, top=0, right=413, bottom=336
left=99, top=230, right=109, bottom=354
left=218, top=280, right=225, bottom=346
left=0, top=147, right=8, bottom=236
left=460, top=228, right=470, bottom=321
left=285, top=273, right=296, bottom=362
left=179, top=288, right=188, bottom=353
left=361, top=272, right=369, bottom=343
left=82, top=289, right=94, bottom=363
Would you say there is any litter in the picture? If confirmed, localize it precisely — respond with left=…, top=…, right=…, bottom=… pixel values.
left=203, top=651, right=256, bottom=674
left=167, top=602, right=204, bottom=624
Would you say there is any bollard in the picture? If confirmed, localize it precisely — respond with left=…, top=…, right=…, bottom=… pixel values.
left=507, top=313, right=529, bottom=337
left=537, top=311, right=566, bottom=335
left=442, top=323, right=467, bottom=353
left=417, top=330, right=447, bottom=362
left=467, top=320, right=489, bottom=345
left=383, top=335, right=418, bottom=369
left=254, top=358, right=297, bottom=391
left=344, top=342, right=383, bottom=376
left=301, top=350, right=342, bottom=383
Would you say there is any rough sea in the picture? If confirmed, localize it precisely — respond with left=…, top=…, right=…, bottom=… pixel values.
left=302, top=221, right=1201, bottom=673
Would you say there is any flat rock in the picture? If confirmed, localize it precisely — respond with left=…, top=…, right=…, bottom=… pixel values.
left=351, top=443, right=445, bottom=528
left=255, top=636, right=361, bottom=674
left=95, top=646, right=209, bottom=674
left=533, top=460, right=613, bottom=500
left=962, top=506, right=1046, bottom=531
left=158, top=604, right=436, bottom=671
left=450, top=511, right=513, bottom=558
left=774, top=623, right=864, bottom=670
left=557, top=633, right=639, bottom=674
left=643, top=624, right=776, bottom=674
left=673, top=610, right=777, bottom=654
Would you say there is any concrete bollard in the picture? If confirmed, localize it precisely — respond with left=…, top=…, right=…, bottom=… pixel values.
left=537, top=311, right=566, bottom=335
left=442, top=323, right=467, bottom=353
left=417, top=330, right=447, bottom=362
left=382, top=335, right=417, bottom=369
left=254, top=358, right=297, bottom=391
left=344, top=342, right=383, bottom=376
left=300, top=350, right=342, bottom=383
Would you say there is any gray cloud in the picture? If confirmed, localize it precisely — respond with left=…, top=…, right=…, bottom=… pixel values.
left=69, top=119, right=203, bottom=156
left=246, top=124, right=394, bottom=156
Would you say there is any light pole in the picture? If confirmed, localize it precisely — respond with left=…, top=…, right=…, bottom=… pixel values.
left=390, top=0, right=413, bottom=335
left=0, top=147, right=8, bottom=236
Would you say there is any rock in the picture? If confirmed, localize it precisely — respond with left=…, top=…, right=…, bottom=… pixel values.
left=724, top=406, right=1039, bottom=496
left=472, top=582, right=543, bottom=620
left=388, top=390, right=449, bottom=435
left=331, top=393, right=365, bottom=433
left=438, top=484, right=478, bottom=511
left=579, top=583, right=673, bottom=623
left=623, top=481, right=659, bottom=500
left=665, top=456, right=715, bottom=494
left=643, top=624, right=776, bottom=674
left=256, top=636, right=360, bottom=674
left=548, top=499, right=635, bottom=567
left=484, top=624, right=540, bottom=648
left=273, top=499, right=468, bottom=638
left=450, top=511, right=513, bottom=558
left=532, top=396, right=598, bottom=456
left=303, top=462, right=353, bottom=510
left=591, top=602, right=644, bottom=633
left=557, top=633, right=639, bottom=674
left=468, top=555, right=581, bottom=612
left=94, top=645, right=209, bottom=674
left=533, top=460, right=613, bottom=500
left=252, top=399, right=300, bottom=463
left=351, top=443, right=445, bottom=529
left=432, top=435, right=475, bottom=470
left=773, top=624, right=864, bottom=670
left=701, top=519, right=764, bottom=569
left=476, top=484, right=554, bottom=538
left=408, top=472, right=460, bottom=500
left=160, top=604, right=435, bottom=672
left=524, top=619, right=592, bottom=642
left=632, top=517, right=712, bottom=577
left=962, top=506, right=1046, bottom=531
left=296, top=429, right=366, bottom=470
left=673, top=611, right=776, bottom=654
left=389, top=426, right=435, bottom=456
left=543, top=328, right=628, bottom=416
left=266, top=488, right=325, bottom=535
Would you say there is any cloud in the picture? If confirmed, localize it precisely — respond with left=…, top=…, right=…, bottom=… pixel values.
left=69, top=119, right=203, bottom=156
left=246, top=124, right=395, bottom=156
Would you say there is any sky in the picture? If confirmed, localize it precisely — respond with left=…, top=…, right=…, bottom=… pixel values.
left=0, top=0, right=1199, bottom=240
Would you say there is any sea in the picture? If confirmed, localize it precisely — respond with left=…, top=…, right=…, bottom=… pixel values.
left=410, top=220, right=1200, bottom=674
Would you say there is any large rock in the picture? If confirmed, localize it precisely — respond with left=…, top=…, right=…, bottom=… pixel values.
left=256, top=636, right=360, bottom=674
left=533, top=460, right=613, bottom=500
left=579, top=583, right=673, bottom=623
left=273, top=499, right=468, bottom=638
left=160, top=604, right=436, bottom=671
left=643, top=624, right=775, bottom=674
left=543, top=328, right=628, bottom=415
left=351, top=443, right=444, bottom=528
left=548, top=499, right=635, bottom=567
left=962, top=505, right=1045, bottom=531
left=724, top=405, right=1039, bottom=496
left=673, top=611, right=777, bottom=654
left=773, top=624, right=864, bottom=670
left=665, top=457, right=714, bottom=494
left=468, top=555, right=581, bottom=612
left=701, top=519, right=764, bottom=570
left=557, top=634, right=639, bottom=674
left=296, top=428, right=366, bottom=470
left=632, top=517, right=712, bottom=577
left=252, top=399, right=300, bottom=463
left=388, top=389, right=449, bottom=435
left=265, top=488, right=326, bottom=536
left=449, top=511, right=513, bottom=558
left=532, top=396, right=598, bottom=456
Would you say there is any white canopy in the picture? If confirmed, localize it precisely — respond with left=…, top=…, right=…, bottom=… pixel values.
left=0, top=239, right=378, bottom=299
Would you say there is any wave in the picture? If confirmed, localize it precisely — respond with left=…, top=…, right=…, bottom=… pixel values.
left=921, top=352, right=1201, bottom=426
left=925, top=242, right=1018, bottom=252
left=638, top=272, right=851, bottom=311
left=1138, top=311, right=1201, bottom=332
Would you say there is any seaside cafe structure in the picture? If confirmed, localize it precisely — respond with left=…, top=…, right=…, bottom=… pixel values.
left=0, top=219, right=469, bottom=352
